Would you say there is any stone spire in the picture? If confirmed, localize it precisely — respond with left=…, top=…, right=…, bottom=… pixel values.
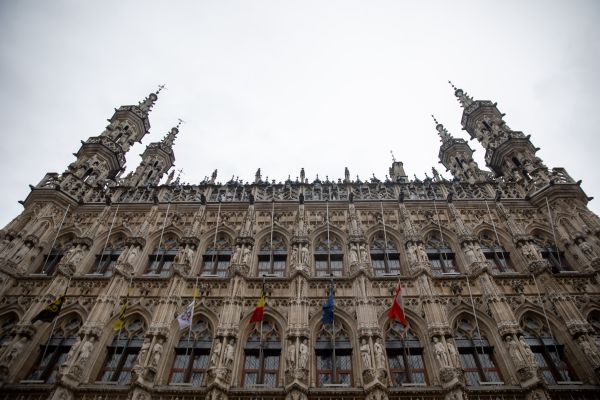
left=432, top=115, right=453, bottom=143
left=449, top=80, right=474, bottom=108
left=137, top=84, right=164, bottom=115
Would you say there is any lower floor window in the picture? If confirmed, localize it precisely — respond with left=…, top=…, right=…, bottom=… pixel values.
left=316, top=350, right=352, bottom=386
left=99, top=347, right=139, bottom=384
left=388, top=349, right=426, bottom=385
left=242, top=350, right=280, bottom=387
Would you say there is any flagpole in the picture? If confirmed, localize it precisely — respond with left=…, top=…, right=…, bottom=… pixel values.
left=41, top=204, right=70, bottom=274
left=183, top=276, right=199, bottom=366
left=38, top=275, right=72, bottom=373
left=380, top=201, right=390, bottom=272
left=110, top=275, right=132, bottom=369
left=97, top=204, right=119, bottom=274
left=258, top=276, right=265, bottom=383
left=156, top=202, right=171, bottom=274
left=326, top=201, right=331, bottom=275
left=330, top=279, right=337, bottom=383
left=269, top=200, right=275, bottom=275
left=210, top=201, right=222, bottom=275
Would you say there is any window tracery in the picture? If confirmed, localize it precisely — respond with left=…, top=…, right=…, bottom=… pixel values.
left=315, top=321, right=352, bottom=386
left=370, top=233, right=401, bottom=276
left=170, top=319, right=212, bottom=386
left=521, top=314, right=576, bottom=384
left=453, top=316, right=502, bottom=385
left=257, top=234, right=287, bottom=277
left=28, top=315, right=82, bottom=383
left=314, top=236, right=344, bottom=277
left=200, top=234, right=232, bottom=277
left=242, top=320, right=281, bottom=387
left=385, top=322, right=426, bottom=385
left=425, top=232, right=458, bottom=275
left=99, top=317, right=146, bottom=384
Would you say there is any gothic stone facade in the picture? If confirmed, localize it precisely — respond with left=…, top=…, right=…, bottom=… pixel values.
left=0, top=87, right=599, bottom=400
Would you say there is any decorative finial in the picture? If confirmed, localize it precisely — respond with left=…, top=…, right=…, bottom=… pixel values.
left=176, top=118, right=185, bottom=129
left=433, top=116, right=452, bottom=142
left=157, top=84, right=166, bottom=94
left=448, top=80, right=474, bottom=108
left=431, top=114, right=439, bottom=125
left=390, top=150, right=396, bottom=163
left=162, top=121, right=180, bottom=147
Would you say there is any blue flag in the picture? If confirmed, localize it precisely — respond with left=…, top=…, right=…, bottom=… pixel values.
left=322, top=286, right=334, bottom=324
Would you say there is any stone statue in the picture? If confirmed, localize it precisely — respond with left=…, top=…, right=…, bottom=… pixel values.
left=2, top=336, right=26, bottom=364
left=286, top=340, right=296, bottom=370
left=126, top=246, right=140, bottom=265
left=349, top=244, right=359, bottom=264
left=520, top=244, right=538, bottom=262
left=64, top=336, right=82, bottom=364
left=578, top=336, right=600, bottom=366
left=359, top=244, right=369, bottom=263
left=210, top=339, right=222, bottom=367
left=136, top=340, right=151, bottom=368
left=506, top=335, right=524, bottom=367
left=518, top=336, right=536, bottom=365
left=463, top=243, right=478, bottom=264
left=299, top=339, right=309, bottom=369
left=75, top=339, right=94, bottom=367
left=579, top=241, right=597, bottom=260
left=290, top=246, right=298, bottom=266
left=300, top=245, right=309, bottom=266
left=242, top=247, right=251, bottom=265
left=360, top=338, right=372, bottom=369
left=407, top=245, right=418, bottom=265
left=151, top=338, right=164, bottom=368
left=183, top=246, right=195, bottom=265
left=433, top=337, right=450, bottom=368
left=224, top=339, right=235, bottom=368
left=416, top=246, right=429, bottom=263
left=446, top=341, right=460, bottom=368
left=232, top=245, right=241, bottom=264
left=64, top=246, right=84, bottom=266
left=374, top=338, right=385, bottom=369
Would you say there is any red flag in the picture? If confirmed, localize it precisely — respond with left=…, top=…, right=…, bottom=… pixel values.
left=388, top=283, right=407, bottom=327
left=250, top=292, right=265, bottom=323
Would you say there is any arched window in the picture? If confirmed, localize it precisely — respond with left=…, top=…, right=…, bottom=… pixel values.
left=98, top=317, right=146, bottom=384
left=521, top=314, right=576, bottom=384
left=315, top=321, right=352, bottom=386
left=257, top=234, right=287, bottom=277
left=386, top=322, right=426, bottom=385
left=0, top=313, right=18, bottom=347
left=92, top=235, right=126, bottom=275
left=314, top=236, right=344, bottom=277
left=478, top=232, right=513, bottom=273
left=533, top=234, right=571, bottom=273
left=425, top=232, right=457, bottom=275
left=242, top=320, right=281, bottom=387
left=170, top=319, right=212, bottom=386
left=370, top=233, right=401, bottom=276
left=145, top=235, right=178, bottom=277
left=27, top=315, right=81, bottom=383
left=38, top=247, right=63, bottom=275
left=200, top=234, right=232, bottom=277
left=454, top=316, right=502, bottom=385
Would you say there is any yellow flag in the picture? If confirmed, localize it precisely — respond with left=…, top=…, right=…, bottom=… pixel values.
left=113, top=302, right=127, bottom=331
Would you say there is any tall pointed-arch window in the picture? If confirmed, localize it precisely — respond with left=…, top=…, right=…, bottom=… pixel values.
left=242, top=320, right=281, bottom=387
left=370, top=233, right=401, bottom=276
left=257, top=234, right=287, bottom=277
left=314, top=236, right=344, bottom=277
left=92, top=235, right=126, bottom=275
left=315, top=321, right=352, bottom=386
left=521, top=314, right=576, bottom=384
left=170, top=319, right=212, bottom=386
left=0, top=313, right=18, bottom=348
left=386, top=322, right=426, bottom=385
left=38, top=246, right=63, bottom=275
left=27, top=315, right=81, bottom=383
left=533, top=234, right=571, bottom=273
left=200, top=235, right=232, bottom=277
left=98, top=317, right=146, bottom=384
left=145, top=236, right=178, bottom=277
left=479, top=232, right=514, bottom=273
left=454, top=316, right=502, bottom=385
left=425, top=233, right=457, bottom=275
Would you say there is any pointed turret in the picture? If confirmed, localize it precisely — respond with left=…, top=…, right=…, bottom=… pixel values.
left=449, top=82, right=551, bottom=187
left=433, top=115, right=488, bottom=184
left=122, top=120, right=180, bottom=187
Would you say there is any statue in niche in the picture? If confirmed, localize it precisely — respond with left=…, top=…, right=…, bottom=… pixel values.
left=298, top=339, right=309, bottom=369
left=506, top=335, right=524, bottom=367
left=151, top=338, right=164, bottom=368
left=349, top=244, right=359, bottom=264
left=224, top=339, right=235, bottom=368
left=242, top=247, right=251, bottom=265
left=210, top=339, right=222, bottom=367
left=300, top=245, right=309, bottom=266
left=433, top=337, right=450, bottom=368
left=518, top=336, right=536, bottom=365
left=360, top=339, right=372, bottom=369
left=286, top=340, right=296, bottom=370
left=232, top=245, right=242, bottom=264
left=290, top=246, right=298, bottom=266
left=446, top=340, right=460, bottom=368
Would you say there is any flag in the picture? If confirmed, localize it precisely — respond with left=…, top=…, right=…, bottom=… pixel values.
left=177, top=287, right=197, bottom=330
left=250, top=291, right=265, bottom=323
left=388, top=283, right=408, bottom=327
left=113, top=301, right=128, bottom=331
left=322, top=286, right=334, bottom=325
left=32, top=295, right=64, bottom=323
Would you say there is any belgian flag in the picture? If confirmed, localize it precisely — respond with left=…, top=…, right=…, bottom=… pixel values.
left=32, top=295, right=65, bottom=323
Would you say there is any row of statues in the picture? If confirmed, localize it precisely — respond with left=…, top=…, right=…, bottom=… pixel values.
left=286, top=339, right=309, bottom=371
left=360, top=338, right=386, bottom=370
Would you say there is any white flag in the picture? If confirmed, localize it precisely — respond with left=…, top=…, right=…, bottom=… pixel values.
left=176, top=300, right=195, bottom=331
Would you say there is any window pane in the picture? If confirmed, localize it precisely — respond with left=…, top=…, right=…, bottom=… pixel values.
left=318, top=373, right=331, bottom=385
left=191, top=372, right=204, bottom=386
left=194, top=354, right=209, bottom=369
left=263, top=373, right=277, bottom=387
left=171, top=372, right=184, bottom=384
left=264, top=355, right=279, bottom=369
left=317, top=354, right=332, bottom=369
left=245, top=354, right=259, bottom=369
left=244, top=373, right=257, bottom=386
left=465, top=371, right=479, bottom=386
left=337, top=354, right=352, bottom=370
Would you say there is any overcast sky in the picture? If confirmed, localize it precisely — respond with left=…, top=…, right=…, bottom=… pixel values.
left=1, top=0, right=599, bottom=227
